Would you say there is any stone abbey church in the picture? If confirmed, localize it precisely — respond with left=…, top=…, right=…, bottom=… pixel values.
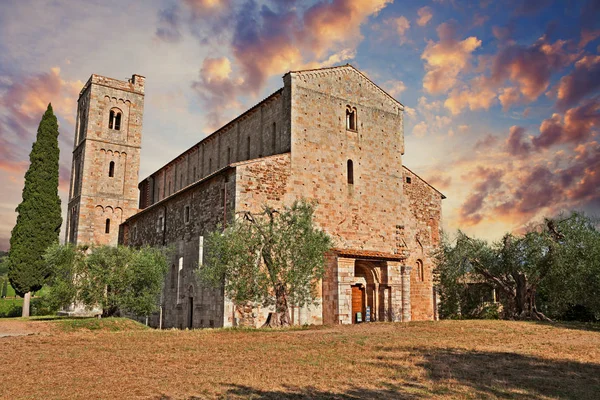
left=65, top=64, right=444, bottom=329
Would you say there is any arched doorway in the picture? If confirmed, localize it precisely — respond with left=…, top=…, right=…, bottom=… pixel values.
left=352, top=260, right=389, bottom=323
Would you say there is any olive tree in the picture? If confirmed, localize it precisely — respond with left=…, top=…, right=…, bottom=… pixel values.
left=198, top=200, right=332, bottom=327
left=44, top=244, right=168, bottom=317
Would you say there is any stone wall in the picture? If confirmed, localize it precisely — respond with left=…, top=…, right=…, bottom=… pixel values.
left=402, top=166, right=444, bottom=321
left=119, top=65, right=444, bottom=327
left=232, top=153, right=323, bottom=326
left=286, top=66, right=405, bottom=254
left=139, top=89, right=292, bottom=208
left=124, top=168, right=236, bottom=329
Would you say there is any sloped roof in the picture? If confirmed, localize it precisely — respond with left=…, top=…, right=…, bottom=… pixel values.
left=289, top=63, right=404, bottom=109
left=403, top=165, right=447, bottom=199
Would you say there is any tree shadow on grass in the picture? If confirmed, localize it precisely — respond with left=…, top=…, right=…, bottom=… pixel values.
left=159, top=384, right=424, bottom=400
left=374, top=346, right=600, bottom=399
left=531, top=320, right=600, bottom=333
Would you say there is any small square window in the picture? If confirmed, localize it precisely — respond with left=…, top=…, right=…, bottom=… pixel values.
left=406, top=177, right=412, bottom=184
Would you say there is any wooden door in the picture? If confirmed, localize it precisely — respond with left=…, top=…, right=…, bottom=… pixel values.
left=352, top=285, right=363, bottom=323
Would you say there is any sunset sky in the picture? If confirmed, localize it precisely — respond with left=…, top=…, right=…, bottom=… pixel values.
left=0, top=0, right=598, bottom=251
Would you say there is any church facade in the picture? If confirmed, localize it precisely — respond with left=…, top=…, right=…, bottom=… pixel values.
left=66, top=65, right=444, bottom=329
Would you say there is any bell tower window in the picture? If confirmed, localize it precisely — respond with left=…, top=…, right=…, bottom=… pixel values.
left=346, top=106, right=357, bottom=131
left=105, top=218, right=111, bottom=234
left=108, top=161, right=115, bottom=177
left=109, top=109, right=122, bottom=130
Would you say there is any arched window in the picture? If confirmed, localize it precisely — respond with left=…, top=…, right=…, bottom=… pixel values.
left=416, top=259, right=424, bottom=281
left=105, top=218, right=111, bottom=234
left=347, top=159, right=354, bottom=185
left=346, top=106, right=357, bottom=131
left=108, top=161, right=115, bottom=177
left=78, top=108, right=87, bottom=142
left=109, top=109, right=122, bottom=130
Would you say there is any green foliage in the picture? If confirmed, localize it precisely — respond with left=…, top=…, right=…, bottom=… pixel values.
left=44, top=244, right=169, bottom=317
left=0, top=297, right=57, bottom=318
left=43, top=243, right=84, bottom=311
left=435, top=211, right=600, bottom=321
left=0, top=254, right=8, bottom=276
left=434, top=231, right=496, bottom=319
left=538, top=212, right=600, bottom=319
left=8, top=104, right=62, bottom=297
left=199, top=200, right=332, bottom=324
left=0, top=298, right=23, bottom=317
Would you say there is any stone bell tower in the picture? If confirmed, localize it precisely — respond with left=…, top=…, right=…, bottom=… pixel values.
left=65, top=74, right=145, bottom=246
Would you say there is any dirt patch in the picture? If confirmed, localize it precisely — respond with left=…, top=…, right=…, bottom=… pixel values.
left=0, top=319, right=55, bottom=337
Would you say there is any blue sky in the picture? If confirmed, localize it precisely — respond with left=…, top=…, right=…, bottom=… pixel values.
left=0, top=0, right=598, bottom=250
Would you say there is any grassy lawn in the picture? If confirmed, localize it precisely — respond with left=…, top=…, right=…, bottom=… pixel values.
left=0, top=297, right=23, bottom=317
left=0, top=319, right=599, bottom=399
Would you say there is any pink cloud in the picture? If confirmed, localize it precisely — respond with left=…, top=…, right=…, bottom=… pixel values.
left=301, top=0, right=391, bottom=58
left=498, top=87, right=521, bottom=111
left=444, top=77, right=496, bottom=114
left=421, top=22, right=482, bottom=94
left=555, top=55, right=600, bottom=110
left=184, top=0, right=231, bottom=17
left=416, top=6, right=433, bottom=27
left=490, top=35, right=578, bottom=101
left=192, top=0, right=391, bottom=127
left=533, top=98, right=600, bottom=148
left=458, top=166, right=504, bottom=226
left=391, top=16, right=410, bottom=44
left=473, top=134, right=498, bottom=150
left=0, top=67, right=80, bottom=166
left=505, top=126, right=531, bottom=156
left=427, top=174, right=452, bottom=190
left=192, top=57, right=244, bottom=130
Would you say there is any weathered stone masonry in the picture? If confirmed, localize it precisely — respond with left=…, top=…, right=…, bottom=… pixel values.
left=66, top=74, right=144, bottom=247
left=68, top=65, right=444, bottom=329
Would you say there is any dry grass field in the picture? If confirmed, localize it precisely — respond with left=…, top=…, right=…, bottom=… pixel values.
left=1, top=318, right=599, bottom=399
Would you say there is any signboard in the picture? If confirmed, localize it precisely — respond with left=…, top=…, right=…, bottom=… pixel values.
left=356, top=312, right=362, bottom=323
left=365, top=306, right=371, bottom=322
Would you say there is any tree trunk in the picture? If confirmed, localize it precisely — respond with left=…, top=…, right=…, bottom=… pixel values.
left=513, top=273, right=527, bottom=317
left=21, top=291, right=31, bottom=317
left=263, top=283, right=291, bottom=328
left=235, top=302, right=255, bottom=327
left=504, top=278, right=551, bottom=321
left=102, top=304, right=120, bottom=318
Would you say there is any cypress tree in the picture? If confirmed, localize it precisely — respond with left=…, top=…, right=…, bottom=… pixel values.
left=8, top=104, right=62, bottom=316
